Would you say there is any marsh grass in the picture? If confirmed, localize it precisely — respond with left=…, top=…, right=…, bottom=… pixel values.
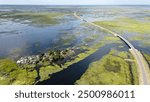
left=76, top=50, right=139, bottom=85
left=0, top=12, right=64, bottom=26
left=143, top=53, right=150, bottom=66
left=84, top=34, right=100, bottom=43
left=0, top=59, right=37, bottom=85
left=94, top=17, right=150, bottom=34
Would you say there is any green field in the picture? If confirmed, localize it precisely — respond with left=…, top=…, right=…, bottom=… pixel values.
left=93, top=17, right=150, bottom=34
left=0, top=59, right=37, bottom=85
left=76, top=50, right=139, bottom=85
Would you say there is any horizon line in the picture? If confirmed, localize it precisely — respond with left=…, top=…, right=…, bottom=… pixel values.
left=0, top=4, right=150, bottom=6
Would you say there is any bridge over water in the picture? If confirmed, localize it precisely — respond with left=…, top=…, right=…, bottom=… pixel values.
left=74, top=12, right=150, bottom=85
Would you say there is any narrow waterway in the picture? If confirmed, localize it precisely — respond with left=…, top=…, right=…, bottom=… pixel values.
left=37, top=44, right=118, bottom=85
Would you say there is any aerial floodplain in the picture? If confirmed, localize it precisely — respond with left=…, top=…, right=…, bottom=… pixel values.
left=0, top=5, right=150, bottom=85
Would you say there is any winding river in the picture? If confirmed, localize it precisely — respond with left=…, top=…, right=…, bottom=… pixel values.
left=37, top=44, right=123, bottom=85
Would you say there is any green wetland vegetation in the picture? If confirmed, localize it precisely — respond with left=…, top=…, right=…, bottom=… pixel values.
left=0, top=5, right=150, bottom=85
left=76, top=50, right=139, bottom=85
left=0, top=42, right=104, bottom=84
left=94, top=17, right=150, bottom=34
left=0, top=59, right=37, bottom=85
left=0, top=12, right=64, bottom=26
left=143, top=53, right=150, bottom=67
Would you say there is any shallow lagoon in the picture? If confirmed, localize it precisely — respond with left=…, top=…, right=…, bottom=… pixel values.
left=0, top=5, right=150, bottom=58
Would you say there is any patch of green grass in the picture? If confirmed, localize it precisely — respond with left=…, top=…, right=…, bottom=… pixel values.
left=39, top=65, right=62, bottom=81
left=144, top=53, right=150, bottom=61
left=129, top=37, right=144, bottom=41
left=84, top=38, right=94, bottom=42
left=38, top=49, right=90, bottom=81
left=1, top=12, right=64, bottom=26
left=104, top=36, right=120, bottom=41
left=76, top=50, right=139, bottom=85
left=130, top=62, right=139, bottom=85
left=0, top=59, right=37, bottom=85
left=143, top=53, right=150, bottom=67
left=93, top=17, right=150, bottom=34
left=0, top=59, right=19, bottom=73
left=84, top=34, right=100, bottom=43
left=59, top=35, right=75, bottom=45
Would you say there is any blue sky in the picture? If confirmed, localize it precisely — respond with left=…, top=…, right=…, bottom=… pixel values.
left=0, top=0, right=150, bottom=5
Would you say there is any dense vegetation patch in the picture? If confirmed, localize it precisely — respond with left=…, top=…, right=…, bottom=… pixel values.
left=84, top=35, right=100, bottom=43
left=76, top=50, right=139, bottom=85
left=143, top=53, right=150, bottom=68
left=93, top=17, right=150, bottom=34
left=0, top=59, right=37, bottom=85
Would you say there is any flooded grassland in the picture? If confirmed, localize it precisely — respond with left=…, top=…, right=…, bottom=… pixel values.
left=0, top=5, right=150, bottom=85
